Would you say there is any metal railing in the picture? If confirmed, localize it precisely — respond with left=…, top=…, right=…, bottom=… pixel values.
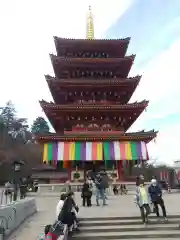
left=58, top=225, right=68, bottom=240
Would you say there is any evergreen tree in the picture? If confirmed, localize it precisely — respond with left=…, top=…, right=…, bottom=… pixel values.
left=31, top=117, right=50, bottom=134
left=0, top=101, right=29, bottom=142
left=0, top=101, right=16, bottom=129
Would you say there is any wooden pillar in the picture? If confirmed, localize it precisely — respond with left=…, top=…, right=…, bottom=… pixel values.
left=68, top=161, right=72, bottom=181
left=116, top=161, right=123, bottom=180
left=129, top=161, right=133, bottom=175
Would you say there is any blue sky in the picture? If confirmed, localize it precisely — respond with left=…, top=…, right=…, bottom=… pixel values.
left=0, top=0, right=179, bottom=164
left=105, top=0, right=180, bottom=164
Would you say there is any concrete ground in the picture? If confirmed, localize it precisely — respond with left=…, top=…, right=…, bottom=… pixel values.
left=6, top=192, right=180, bottom=240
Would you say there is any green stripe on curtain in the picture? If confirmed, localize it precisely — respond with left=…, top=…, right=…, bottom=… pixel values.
left=74, top=142, right=81, bottom=160
left=103, top=142, right=110, bottom=161
left=57, top=161, right=63, bottom=169
left=103, top=142, right=111, bottom=168
left=130, top=142, right=137, bottom=161
left=47, top=143, right=53, bottom=161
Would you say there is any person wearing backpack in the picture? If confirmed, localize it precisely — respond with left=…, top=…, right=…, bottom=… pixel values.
left=148, top=179, right=168, bottom=221
left=134, top=179, right=151, bottom=225
left=81, top=178, right=92, bottom=207
left=94, top=173, right=106, bottom=206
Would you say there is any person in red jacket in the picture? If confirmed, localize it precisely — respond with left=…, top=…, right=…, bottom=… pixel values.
left=42, top=224, right=57, bottom=240
left=45, top=232, right=57, bottom=240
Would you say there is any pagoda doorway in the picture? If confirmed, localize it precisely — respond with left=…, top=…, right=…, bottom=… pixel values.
left=83, top=161, right=105, bottom=177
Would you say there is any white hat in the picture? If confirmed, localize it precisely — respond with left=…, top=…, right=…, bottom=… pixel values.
left=151, top=179, right=156, bottom=184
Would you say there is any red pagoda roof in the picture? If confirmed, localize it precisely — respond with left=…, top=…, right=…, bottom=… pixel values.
left=40, top=101, right=148, bottom=132
left=40, top=100, right=148, bottom=111
left=50, top=54, right=135, bottom=65
left=54, top=36, right=131, bottom=43
left=51, top=54, right=135, bottom=79
left=45, top=75, right=141, bottom=87
left=54, top=36, right=131, bottom=57
left=35, top=7, right=158, bottom=149
left=35, top=130, right=157, bottom=143
left=45, top=75, right=141, bottom=104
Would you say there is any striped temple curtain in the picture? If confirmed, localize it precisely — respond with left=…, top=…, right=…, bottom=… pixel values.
left=42, top=141, right=149, bottom=163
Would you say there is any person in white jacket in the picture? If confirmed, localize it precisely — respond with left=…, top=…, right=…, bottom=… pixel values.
left=56, top=193, right=66, bottom=220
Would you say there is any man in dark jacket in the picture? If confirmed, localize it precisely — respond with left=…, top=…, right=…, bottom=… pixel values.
left=20, top=178, right=27, bottom=199
left=94, top=173, right=106, bottom=206
left=148, top=179, right=167, bottom=220
left=100, top=170, right=109, bottom=200
left=81, top=179, right=92, bottom=207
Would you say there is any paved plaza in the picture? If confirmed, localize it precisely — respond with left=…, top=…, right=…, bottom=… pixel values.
left=6, top=192, right=180, bottom=239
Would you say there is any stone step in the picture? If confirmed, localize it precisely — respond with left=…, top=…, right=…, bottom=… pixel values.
left=73, top=230, right=180, bottom=239
left=80, top=223, right=178, bottom=232
left=76, top=215, right=180, bottom=239
left=79, top=218, right=180, bottom=226
left=130, top=239, right=174, bottom=240
left=80, top=215, right=180, bottom=221
left=75, top=238, right=179, bottom=240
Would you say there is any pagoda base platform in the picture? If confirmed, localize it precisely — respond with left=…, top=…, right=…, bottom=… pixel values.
left=37, top=160, right=144, bottom=183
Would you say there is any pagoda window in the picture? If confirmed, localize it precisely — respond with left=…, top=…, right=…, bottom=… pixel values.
left=101, top=124, right=112, bottom=131
left=69, top=70, right=116, bottom=79
left=70, top=52, right=110, bottom=58
left=66, top=52, right=73, bottom=57
left=87, top=123, right=99, bottom=131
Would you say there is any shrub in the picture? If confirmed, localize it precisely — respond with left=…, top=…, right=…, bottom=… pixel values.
left=73, top=172, right=80, bottom=179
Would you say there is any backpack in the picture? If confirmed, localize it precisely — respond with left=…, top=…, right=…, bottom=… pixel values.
left=50, top=220, right=64, bottom=238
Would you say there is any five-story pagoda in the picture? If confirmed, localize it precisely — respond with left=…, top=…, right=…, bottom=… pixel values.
left=36, top=6, right=157, bottom=181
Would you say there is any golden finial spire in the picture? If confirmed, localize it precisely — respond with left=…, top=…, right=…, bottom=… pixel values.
left=86, top=6, right=94, bottom=40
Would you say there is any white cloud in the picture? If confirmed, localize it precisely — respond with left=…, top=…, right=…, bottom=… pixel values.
left=131, top=38, right=180, bottom=105
left=130, top=38, right=180, bottom=164
left=147, top=124, right=180, bottom=164
left=0, top=0, right=132, bottom=123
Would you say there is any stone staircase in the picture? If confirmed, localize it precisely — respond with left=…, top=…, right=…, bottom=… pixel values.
left=73, top=215, right=180, bottom=239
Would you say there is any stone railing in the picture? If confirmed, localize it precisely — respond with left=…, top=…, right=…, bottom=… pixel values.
left=58, top=225, right=68, bottom=240
left=37, top=182, right=148, bottom=196
left=38, top=183, right=83, bottom=194
left=0, top=198, right=37, bottom=239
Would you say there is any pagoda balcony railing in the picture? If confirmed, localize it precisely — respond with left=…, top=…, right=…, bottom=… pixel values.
left=70, top=127, right=124, bottom=132
left=72, top=100, right=124, bottom=105
left=65, top=52, right=109, bottom=58
left=64, top=130, right=125, bottom=135
left=46, top=74, right=141, bottom=82
left=69, top=71, right=115, bottom=79
left=44, top=100, right=146, bottom=106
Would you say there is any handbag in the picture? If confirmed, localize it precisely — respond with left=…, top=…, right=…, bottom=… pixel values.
left=149, top=203, right=155, bottom=213
left=146, top=204, right=151, bottom=215
left=75, top=205, right=79, bottom=213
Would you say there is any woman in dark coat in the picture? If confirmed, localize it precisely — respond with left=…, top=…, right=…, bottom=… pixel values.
left=58, top=191, right=79, bottom=232
left=81, top=179, right=92, bottom=207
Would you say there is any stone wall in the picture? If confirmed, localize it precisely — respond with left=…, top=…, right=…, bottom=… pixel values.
left=0, top=198, right=37, bottom=238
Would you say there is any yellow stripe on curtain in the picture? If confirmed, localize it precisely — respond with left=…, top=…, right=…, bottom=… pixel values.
left=125, top=142, right=132, bottom=160
left=96, top=142, right=103, bottom=160
left=69, top=142, right=75, bottom=160
left=42, top=143, right=48, bottom=163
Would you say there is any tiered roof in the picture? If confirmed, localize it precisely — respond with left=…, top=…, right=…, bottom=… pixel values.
left=45, top=75, right=141, bottom=104
left=37, top=130, right=157, bottom=143
left=35, top=7, right=157, bottom=143
left=50, top=54, right=135, bottom=79
left=54, top=36, right=131, bottom=57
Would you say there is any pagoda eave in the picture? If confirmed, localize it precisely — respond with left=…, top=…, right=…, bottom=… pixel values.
left=54, top=36, right=131, bottom=57
left=45, top=75, right=141, bottom=87
left=50, top=54, right=135, bottom=65
left=35, top=131, right=157, bottom=143
left=54, top=36, right=131, bottom=44
left=40, top=101, right=148, bottom=112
